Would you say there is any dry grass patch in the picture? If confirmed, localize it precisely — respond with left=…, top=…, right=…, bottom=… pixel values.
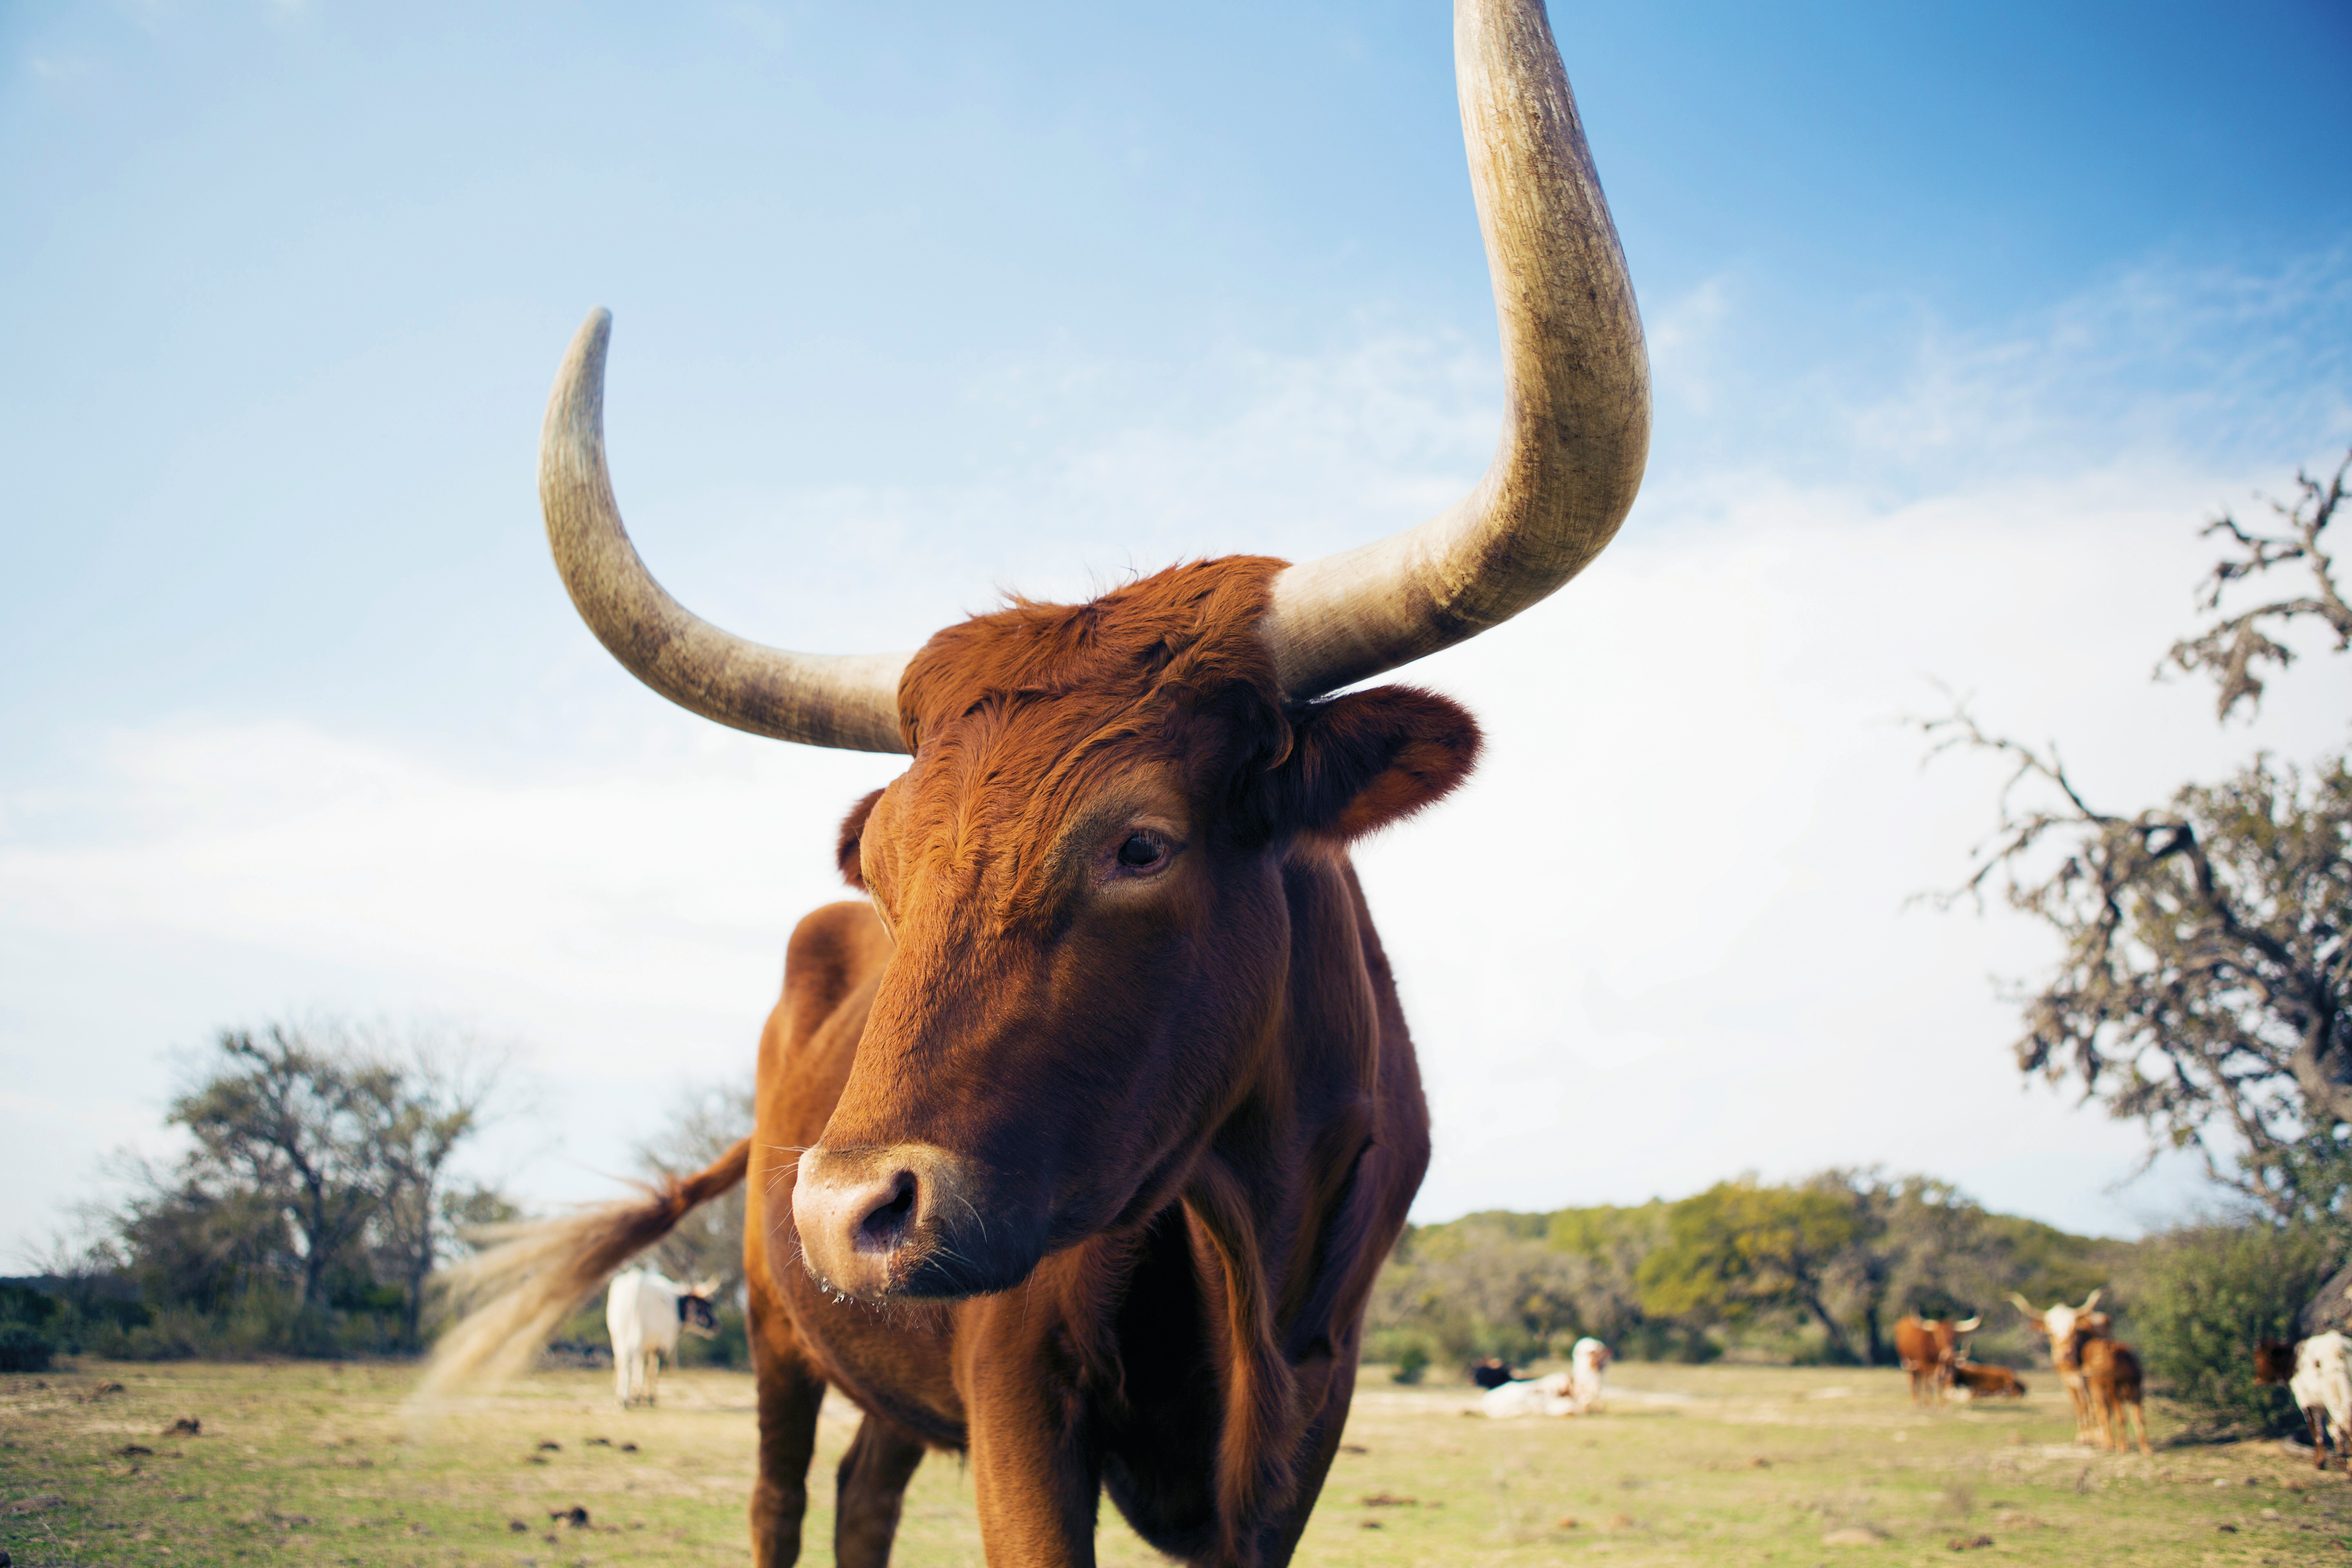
left=3, top=1361, right=2348, bottom=1565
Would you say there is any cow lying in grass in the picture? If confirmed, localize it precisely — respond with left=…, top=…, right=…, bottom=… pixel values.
left=1949, top=1362, right=2026, bottom=1400
left=1481, top=1339, right=1610, bottom=1419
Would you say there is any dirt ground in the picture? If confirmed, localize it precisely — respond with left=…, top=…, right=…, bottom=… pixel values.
left=3, top=1358, right=2345, bottom=1566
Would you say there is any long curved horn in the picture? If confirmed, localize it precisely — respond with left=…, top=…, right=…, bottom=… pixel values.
left=1953, top=1316, right=1982, bottom=1333
left=539, top=310, right=912, bottom=754
left=1263, top=0, right=1650, bottom=698
left=2079, top=1288, right=2102, bottom=1313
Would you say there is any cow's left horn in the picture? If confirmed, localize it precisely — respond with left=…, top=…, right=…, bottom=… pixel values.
left=539, top=309, right=913, bottom=754
left=1954, top=1316, right=1982, bottom=1333
left=1261, top=0, right=1650, bottom=699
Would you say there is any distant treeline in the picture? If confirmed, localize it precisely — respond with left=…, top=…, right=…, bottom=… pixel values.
left=1369, top=1170, right=2128, bottom=1375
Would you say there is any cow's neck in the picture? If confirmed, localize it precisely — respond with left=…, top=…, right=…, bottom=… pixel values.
left=1177, top=848, right=1390, bottom=1538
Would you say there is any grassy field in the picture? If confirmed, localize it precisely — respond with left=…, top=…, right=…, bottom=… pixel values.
left=3, top=1358, right=2345, bottom=1566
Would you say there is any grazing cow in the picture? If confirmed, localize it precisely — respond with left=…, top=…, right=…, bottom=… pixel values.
left=1469, top=1359, right=1517, bottom=1390
left=2285, top=1332, right=2352, bottom=1472
left=423, top=4, right=1650, bottom=1564
left=2010, top=1290, right=2105, bottom=1443
left=1566, top=1337, right=1612, bottom=1412
left=606, top=1268, right=720, bottom=1408
left=2073, top=1331, right=2151, bottom=1454
left=1892, top=1313, right=1981, bottom=1405
left=1949, top=1361, right=2026, bottom=1400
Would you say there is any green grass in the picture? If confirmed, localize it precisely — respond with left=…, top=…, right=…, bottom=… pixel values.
left=4, top=1358, right=2347, bottom=1565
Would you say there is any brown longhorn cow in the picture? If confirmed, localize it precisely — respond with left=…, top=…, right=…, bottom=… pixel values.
left=1891, top=1312, right=1980, bottom=1405
left=2010, top=1290, right=2105, bottom=1446
left=423, top=3, right=1649, bottom=1565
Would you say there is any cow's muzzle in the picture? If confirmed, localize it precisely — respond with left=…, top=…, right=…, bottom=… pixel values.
left=792, top=1143, right=1040, bottom=1303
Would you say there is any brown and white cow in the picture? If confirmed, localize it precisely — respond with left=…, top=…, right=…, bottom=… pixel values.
left=2010, top=1290, right=2105, bottom=1445
left=425, top=5, right=1649, bottom=1565
left=2074, top=1327, right=2152, bottom=1454
left=1892, top=1313, right=1981, bottom=1405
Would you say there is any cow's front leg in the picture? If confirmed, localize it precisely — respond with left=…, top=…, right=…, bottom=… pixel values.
left=962, top=1301, right=1101, bottom=1568
left=1254, top=1341, right=1355, bottom=1567
left=747, top=1283, right=826, bottom=1567
left=835, top=1413, right=926, bottom=1568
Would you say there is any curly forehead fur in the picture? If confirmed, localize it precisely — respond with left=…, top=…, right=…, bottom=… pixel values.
left=896, top=555, right=1293, bottom=785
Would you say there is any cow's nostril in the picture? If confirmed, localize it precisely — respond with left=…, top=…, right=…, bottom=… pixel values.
left=854, top=1172, right=918, bottom=1254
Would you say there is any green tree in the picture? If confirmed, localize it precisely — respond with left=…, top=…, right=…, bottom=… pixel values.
left=169, top=1026, right=391, bottom=1314
left=2130, top=1222, right=2341, bottom=1437
left=1636, top=1179, right=1866, bottom=1362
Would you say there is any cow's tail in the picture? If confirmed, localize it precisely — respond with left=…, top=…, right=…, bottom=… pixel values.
left=418, top=1137, right=751, bottom=1397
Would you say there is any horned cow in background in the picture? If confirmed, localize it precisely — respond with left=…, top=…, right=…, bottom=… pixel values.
left=606, top=1267, right=720, bottom=1409
left=1892, top=1312, right=1980, bottom=1405
left=2072, top=1329, right=2151, bottom=1455
left=2011, top=1290, right=2105, bottom=1443
left=425, top=2, right=1650, bottom=1564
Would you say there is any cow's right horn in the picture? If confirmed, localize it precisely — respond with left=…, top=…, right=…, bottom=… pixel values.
left=539, top=309, right=913, bottom=754
left=1953, top=1316, right=1982, bottom=1333
left=2078, top=1288, right=2103, bottom=1313
left=1261, top=0, right=1650, bottom=699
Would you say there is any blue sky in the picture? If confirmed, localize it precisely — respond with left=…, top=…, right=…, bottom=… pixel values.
left=4, top=1, right=2349, bottom=1256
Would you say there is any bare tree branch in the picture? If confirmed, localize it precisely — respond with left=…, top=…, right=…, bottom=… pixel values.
left=2165, top=449, right=2352, bottom=721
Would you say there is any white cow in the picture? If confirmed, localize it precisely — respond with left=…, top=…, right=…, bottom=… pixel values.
left=2292, top=1332, right=2352, bottom=1466
left=1566, top=1336, right=1612, bottom=1412
left=606, top=1267, right=719, bottom=1408
left=1481, top=1338, right=1613, bottom=1419
left=1481, top=1370, right=1575, bottom=1418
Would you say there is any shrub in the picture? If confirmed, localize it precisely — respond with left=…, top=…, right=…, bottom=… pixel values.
left=2130, top=1222, right=2342, bottom=1438
left=1391, top=1343, right=1430, bottom=1385
left=0, top=1323, right=55, bottom=1372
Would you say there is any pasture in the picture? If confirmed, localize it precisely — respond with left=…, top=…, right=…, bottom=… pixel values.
left=4, top=1360, right=2342, bottom=1566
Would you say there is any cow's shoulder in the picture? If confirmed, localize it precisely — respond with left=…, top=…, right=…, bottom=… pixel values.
left=777, top=900, right=893, bottom=1045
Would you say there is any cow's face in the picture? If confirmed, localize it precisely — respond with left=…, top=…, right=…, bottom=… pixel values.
left=677, top=1281, right=721, bottom=1338
left=790, top=561, right=1478, bottom=1302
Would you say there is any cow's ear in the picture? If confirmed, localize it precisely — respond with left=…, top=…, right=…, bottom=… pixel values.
left=836, top=789, right=884, bottom=889
left=1258, top=686, right=1480, bottom=844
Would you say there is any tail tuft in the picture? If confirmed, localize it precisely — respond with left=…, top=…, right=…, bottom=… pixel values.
left=418, top=1137, right=751, bottom=1398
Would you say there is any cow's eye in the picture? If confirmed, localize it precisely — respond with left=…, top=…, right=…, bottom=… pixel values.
left=1116, top=832, right=1168, bottom=872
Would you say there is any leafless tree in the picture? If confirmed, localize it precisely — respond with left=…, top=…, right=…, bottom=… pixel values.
left=634, top=1077, right=753, bottom=1305
left=362, top=1029, right=511, bottom=1345
left=1920, top=449, right=2352, bottom=1223
left=2165, top=449, right=2350, bottom=722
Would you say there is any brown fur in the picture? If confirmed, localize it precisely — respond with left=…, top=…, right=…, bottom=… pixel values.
left=2255, top=1339, right=2301, bottom=1385
left=430, top=559, right=1477, bottom=1566
left=1891, top=1315, right=1970, bottom=1405
left=1950, top=1361, right=2025, bottom=1398
left=2072, top=1328, right=2152, bottom=1454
